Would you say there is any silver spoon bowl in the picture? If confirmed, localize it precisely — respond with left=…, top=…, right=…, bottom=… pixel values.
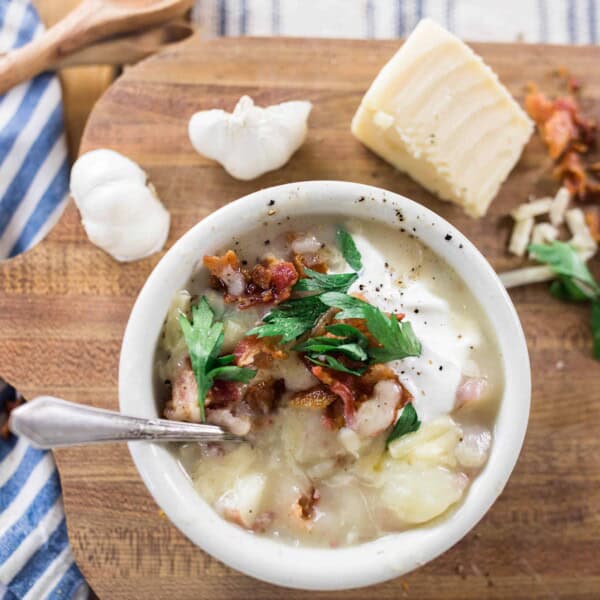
left=9, top=396, right=241, bottom=449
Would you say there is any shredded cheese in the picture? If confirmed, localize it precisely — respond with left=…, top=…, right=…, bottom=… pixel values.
left=549, top=187, right=570, bottom=227
left=508, top=217, right=534, bottom=257
left=510, top=198, right=553, bottom=221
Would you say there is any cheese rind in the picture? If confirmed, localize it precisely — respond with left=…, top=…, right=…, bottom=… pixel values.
left=351, top=19, right=534, bottom=217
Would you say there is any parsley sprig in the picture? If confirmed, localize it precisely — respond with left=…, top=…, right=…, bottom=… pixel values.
left=179, top=297, right=257, bottom=421
left=320, top=292, right=422, bottom=362
left=293, top=268, right=358, bottom=293
left=386, top=403, right=420, bottom=445
left=529, top=241, right=600, bottom=359
left=294, top=324, right=369, bottom=376
left=337, top=227, right=363, bottom=271
left=249, top=270, right=357, bottom=342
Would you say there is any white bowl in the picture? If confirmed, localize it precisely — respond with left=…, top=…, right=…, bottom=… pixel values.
left=119, top=181, right=530, bottom=591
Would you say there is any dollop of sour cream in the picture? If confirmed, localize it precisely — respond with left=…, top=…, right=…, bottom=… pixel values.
left=70, top=149, right=170, bottom=262
left=343, top=227, right=481, bottom=423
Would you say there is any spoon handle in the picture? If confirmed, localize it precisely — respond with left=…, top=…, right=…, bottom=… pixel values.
left=9, top=396, right=239, bottom=449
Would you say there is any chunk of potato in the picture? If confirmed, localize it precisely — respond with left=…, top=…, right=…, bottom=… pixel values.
left=380, top=462, right=468, bottom=523
left=388, top=416, right=462, bottom=467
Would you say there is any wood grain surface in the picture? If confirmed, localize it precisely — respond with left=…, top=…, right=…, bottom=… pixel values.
left=1, top=36, right=600, bottom=599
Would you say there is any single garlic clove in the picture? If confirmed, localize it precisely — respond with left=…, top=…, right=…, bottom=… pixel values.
left=188, top=95, right=312, bottom=180
left=81, top=181, right=170, bottom=262
left=70, top=148, right=146, bottom=204
left=70, top=150, right=170, bottom=262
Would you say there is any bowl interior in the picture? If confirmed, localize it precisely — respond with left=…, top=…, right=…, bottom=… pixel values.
left=119, top=181, right=530, bottom=590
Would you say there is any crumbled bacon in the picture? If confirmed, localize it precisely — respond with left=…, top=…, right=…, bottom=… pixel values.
left=296, top=487, right=320, bottom=520
left=292, top=252, right=327, bottom=276
left=288, top=386, right=338, bottom=409
left=244, top=378, right=285, bottom=414
left=525, top=85, right=598, bottom=200
left=311, top=366, right=357, bottom=426
left=553, top=151, right=588, bottom=198
left=204, top=250, right=299, bottom=308
left=207, top=379, right=242, bottom=407
left=234, top=335, right=287, bottom=368
left=585, top=208, right=600, bottom=242
left=311, top=363, right=409, bottom=430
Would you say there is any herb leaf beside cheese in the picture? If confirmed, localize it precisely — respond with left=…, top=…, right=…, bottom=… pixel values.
left=179, top=297, right=257, bottom=421
left=529, top=241, right=600, bottom=360
left=529, top=241, right=600, bottom=298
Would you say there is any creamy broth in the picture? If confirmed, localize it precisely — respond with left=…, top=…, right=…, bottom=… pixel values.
left=155, top=217, right=502, bottom=547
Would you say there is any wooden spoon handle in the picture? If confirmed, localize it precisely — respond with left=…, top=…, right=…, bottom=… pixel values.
left=0, top=1, right=99, bottom=93
left=56, top=20, right=194, bottom=68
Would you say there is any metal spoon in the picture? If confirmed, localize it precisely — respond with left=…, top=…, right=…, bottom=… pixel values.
left=8, top=396, right=241, bottom=449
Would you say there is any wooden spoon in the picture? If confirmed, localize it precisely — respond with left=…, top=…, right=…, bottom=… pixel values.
left=0, top=0, right=193, bottom=93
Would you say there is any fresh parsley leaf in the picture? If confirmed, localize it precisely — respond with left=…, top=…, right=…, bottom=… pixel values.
left=325, top=323, right=369, bottom=346
left=530, top=241, right=600, bottom=361
left=295, top=339, right=368, bottom=361
left=251, top=268, right=357, bottom=342
left=592, top=301, right=600, bottom=360
left=529, top=241, right=600, bottom=299
left=247, top=295, right=328, bottom=343
left=306, top=355, right=367, bottom=376
left=337, top=227, right=363, bottom=271
left=207, top=365, right=258, bottom=383
left=320, top=292, right=422, bottom=361
left=549, top=276, right=591, bottom=302
left=179, top=297, right=256, bottom=421
left=386, top=403, right=420, bottom=446
left=293, top=268, right=358, bottom=293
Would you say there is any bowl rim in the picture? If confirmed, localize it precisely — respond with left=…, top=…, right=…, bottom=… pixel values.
left=119, top=180, right=530, bottom=591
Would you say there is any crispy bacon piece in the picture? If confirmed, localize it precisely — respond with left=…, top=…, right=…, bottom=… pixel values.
left=208, top=379, right=242, bottom=407
left=203, top=250, right=299, bottom=308
left=296, top=487, right=320, bottom=520
left=288, top=386, right=338, bottom=409
left=311, top=366, right=357, bottom=426
left=234, top=335, right=287, bottom=368
left=525, top=86, right=598, bottom=199
left=585, top=208, right=600, bottom=242
left=244, top=378, right=285, bottom=414
left=311, top=363, right=409, bottom=431
left=292, top=252, right=328, bottom=276
left=553, top=151, right=588, bottom=198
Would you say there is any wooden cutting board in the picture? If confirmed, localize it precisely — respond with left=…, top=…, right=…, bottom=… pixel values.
left=1, top=36, right=599, bottom=599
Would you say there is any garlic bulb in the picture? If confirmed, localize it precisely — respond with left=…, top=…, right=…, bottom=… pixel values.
left=70, top=149, right=170, bottom=262
left=188, top=95, right=312, bottom=180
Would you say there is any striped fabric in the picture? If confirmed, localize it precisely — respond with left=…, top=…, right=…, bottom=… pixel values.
left=193, top=0, right=600, bottom=44
left=0, top=3, right=86, bottom=599
left=0, top=0, right=69, bottom=261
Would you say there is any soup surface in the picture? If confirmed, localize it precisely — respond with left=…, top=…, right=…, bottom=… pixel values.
left=155, top=216, right=502, bottom=547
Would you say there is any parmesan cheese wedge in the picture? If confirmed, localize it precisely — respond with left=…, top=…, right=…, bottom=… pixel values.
left=351, top=19, right=534, bottom=217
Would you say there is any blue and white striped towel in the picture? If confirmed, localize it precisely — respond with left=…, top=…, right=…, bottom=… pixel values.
left=193, top=0, right=599, bottom=44
left=0, top=0, right=86, bottom=598
left=1, top=1, right=599, bottom=598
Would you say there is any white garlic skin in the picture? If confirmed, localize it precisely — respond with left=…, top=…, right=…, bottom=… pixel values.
left=70, top=149, right=170, bottom=262
left=188, top=95, right=312, bottom=180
